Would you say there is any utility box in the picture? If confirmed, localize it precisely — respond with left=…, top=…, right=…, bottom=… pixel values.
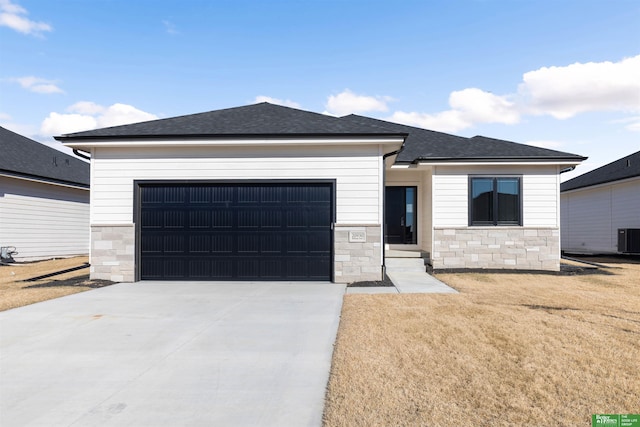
left=618, top=229, right=640, bottom=253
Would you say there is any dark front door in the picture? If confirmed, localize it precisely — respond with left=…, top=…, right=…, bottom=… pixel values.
left=138, top=182, right=333, bottom=281
left=385, top=186, right=417, bottom=245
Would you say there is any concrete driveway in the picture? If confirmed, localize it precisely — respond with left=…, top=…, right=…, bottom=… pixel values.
left=0, top=281, right=345, bottom=427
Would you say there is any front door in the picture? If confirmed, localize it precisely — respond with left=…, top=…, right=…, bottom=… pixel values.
left=385, top=186, right=417, bottom=244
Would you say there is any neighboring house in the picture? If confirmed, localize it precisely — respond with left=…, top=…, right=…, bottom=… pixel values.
left=56, top=103, right=585, bottom=283
left=0, top=127, right=90, bottom=261
left=561, top=150, right=640, bottom=254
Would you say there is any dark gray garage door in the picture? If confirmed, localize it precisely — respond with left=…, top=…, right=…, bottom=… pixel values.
left=138, top=182, right=333, bottom=281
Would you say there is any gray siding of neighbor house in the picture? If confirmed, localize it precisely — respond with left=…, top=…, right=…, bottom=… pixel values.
left=561, top=177, right=640, bottom=254
left=0, top=176, right=89, bottom=260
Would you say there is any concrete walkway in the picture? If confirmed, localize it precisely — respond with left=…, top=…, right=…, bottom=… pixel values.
left=388, top=271, right=458, bottom=294
left=0, top=281, right=345, bottom=427
left=346, top=251, right=458, bottom=295
left=345, top=271, right=458, bottom=294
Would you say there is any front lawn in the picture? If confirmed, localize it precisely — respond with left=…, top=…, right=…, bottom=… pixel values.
left=323, top=258, right=640, bottom=426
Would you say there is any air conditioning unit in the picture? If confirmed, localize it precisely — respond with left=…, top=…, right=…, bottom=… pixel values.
left=618, top=229, right=640, bottom=253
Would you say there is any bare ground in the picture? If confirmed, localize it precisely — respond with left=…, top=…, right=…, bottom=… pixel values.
left=0, top=257, right=114, bottom=311
left=323, top=257, right=640, bottom=427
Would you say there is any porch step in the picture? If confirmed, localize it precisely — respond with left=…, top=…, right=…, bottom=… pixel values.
left=385, top=257, right=428, bottom=273
left=386, top=250, right=430, bottom=258
left=385, top=250, right=431, bottom=273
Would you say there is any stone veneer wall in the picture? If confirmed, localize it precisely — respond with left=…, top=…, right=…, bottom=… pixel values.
left=90, top=224, right=135, bottom=282
left=334, top=224, right=382, bottom=283
left=432, top=227, right=560, bottom=271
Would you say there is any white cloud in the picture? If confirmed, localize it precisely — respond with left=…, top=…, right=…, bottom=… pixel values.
left=97, top=103, right=158, bottom=128
left=325, top=89, right=392, bottom=116
left=389, top=88, right=519, bottom=133
left=0, top=0, right=51, bottom=36
left=519, top=55, right=640, bottom=119
left=13, top=76, right=63, bottom=94
left=67, top=101, right=105, bottom=115
left=383, top=55, right=640, bottom=133
left=610, top=115, right=640, bottom=133
left=162, top=20, right=178, bottom=35
left=40, top=102, right=158, bottom=136
left=0, top=112, right=38, bottom=136
left=253, top=95, right=301, bottom=109
left=626, top=121, right=640, bottom=132
left=40, top=112, right=97, bottom=136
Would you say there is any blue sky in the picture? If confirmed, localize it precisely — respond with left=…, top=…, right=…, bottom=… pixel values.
left=1, top=0, right=638, bottom=181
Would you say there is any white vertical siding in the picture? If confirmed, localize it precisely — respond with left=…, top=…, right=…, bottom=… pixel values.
left=522, top=172, right=559, bottom=227
left=432, top=165, right=559, bottom=227
left=0, top=176, right=89, bottom=260
left=561, top=177, right=640, bottom=253
left=90, top=144, right=384, bottom=225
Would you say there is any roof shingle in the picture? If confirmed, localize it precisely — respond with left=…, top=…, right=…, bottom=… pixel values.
left=561, top=150, right=640, bottom=192
left=340, top=114, right=586, bottom=162
left=0, top=127, right=89, bottom=187
left=55, top=102, right=586, bottom=164
left=55, top=103, right=407, bottom=139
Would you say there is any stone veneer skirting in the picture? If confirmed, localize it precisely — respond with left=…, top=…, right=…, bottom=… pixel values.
left=432, top=227, right=560, bottom=271
left=91, top=224, right=135, bottom=282
left=334, top=224, right=382, bottom=283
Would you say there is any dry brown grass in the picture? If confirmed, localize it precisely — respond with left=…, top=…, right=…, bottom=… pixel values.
left=323, top=258, right=640, bottom=427
left=0, top=256, right=110, bottom=311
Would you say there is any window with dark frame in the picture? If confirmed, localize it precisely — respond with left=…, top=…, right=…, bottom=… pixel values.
left=469, top=177, right=522, bottom=226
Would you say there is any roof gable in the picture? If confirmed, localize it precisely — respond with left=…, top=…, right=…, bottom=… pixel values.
left=0, top=127, right=89, bottom=187
left=561, top=150, right=640, bottom=192
left=55, top=103, right=407, bottom=140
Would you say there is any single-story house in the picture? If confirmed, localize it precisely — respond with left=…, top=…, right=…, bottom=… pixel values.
left=55, top=103, right=586, bottom=283
left=561, top=150, right=640, bottom=254
left=0, top=126, right=90, bottom=261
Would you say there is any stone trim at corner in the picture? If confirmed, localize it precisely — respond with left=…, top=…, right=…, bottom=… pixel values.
left=334, top=224, right=382, bottom=283
left=432, top=226, right=560, bottom=271
left=90, top=224, right=135, bottom=282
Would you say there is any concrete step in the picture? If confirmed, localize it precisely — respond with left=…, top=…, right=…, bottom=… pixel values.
left=386, top=250, right=429, bottom=258
left=385, top=257, right=427, bottom=272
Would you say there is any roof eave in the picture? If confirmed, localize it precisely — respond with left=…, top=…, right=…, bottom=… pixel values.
left=55, top=132, right=408, bottom=142
left=394, top=156, right=587, bottom=166
left=561, top=173, right=640, bottom=192
left=59, top=134, right=408, bottom=149
left=0, top=170, right=90, bottom=190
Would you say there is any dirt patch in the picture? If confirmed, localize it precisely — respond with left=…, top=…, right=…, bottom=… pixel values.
left=323, top=257, right=640, bottom=426
left=0, top=257, right=116, bottom=311
left=348, top=274, right=395, bottom=287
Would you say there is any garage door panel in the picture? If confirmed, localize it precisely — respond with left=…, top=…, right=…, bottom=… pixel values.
left=139, top=183, right=333, bottom=281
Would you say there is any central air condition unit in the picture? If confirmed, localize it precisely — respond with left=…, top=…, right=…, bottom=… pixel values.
left=618, top=229, right=640, bottom=253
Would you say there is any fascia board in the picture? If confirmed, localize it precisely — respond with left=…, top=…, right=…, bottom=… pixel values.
left=62, top=136, right=406, bottom=149
left=414, top=160, right=585, bottom=167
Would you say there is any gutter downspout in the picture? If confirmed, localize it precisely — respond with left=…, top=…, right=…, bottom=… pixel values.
left=381, top=148, right=403, bottom=279
left=560, top=166, right=575, bottom=174
left=73, top=149, right=91, bottom=161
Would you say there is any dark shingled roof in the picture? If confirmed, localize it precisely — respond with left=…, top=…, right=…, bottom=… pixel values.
left=561, top=150, right=640, bottom=192
left=55, top=102, right=586, bottom=164
left=340, top=114, right=587, bottom=163
left=0, top=126, right=89, bottom=187
left=55, top=102, right=408, bottom=140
